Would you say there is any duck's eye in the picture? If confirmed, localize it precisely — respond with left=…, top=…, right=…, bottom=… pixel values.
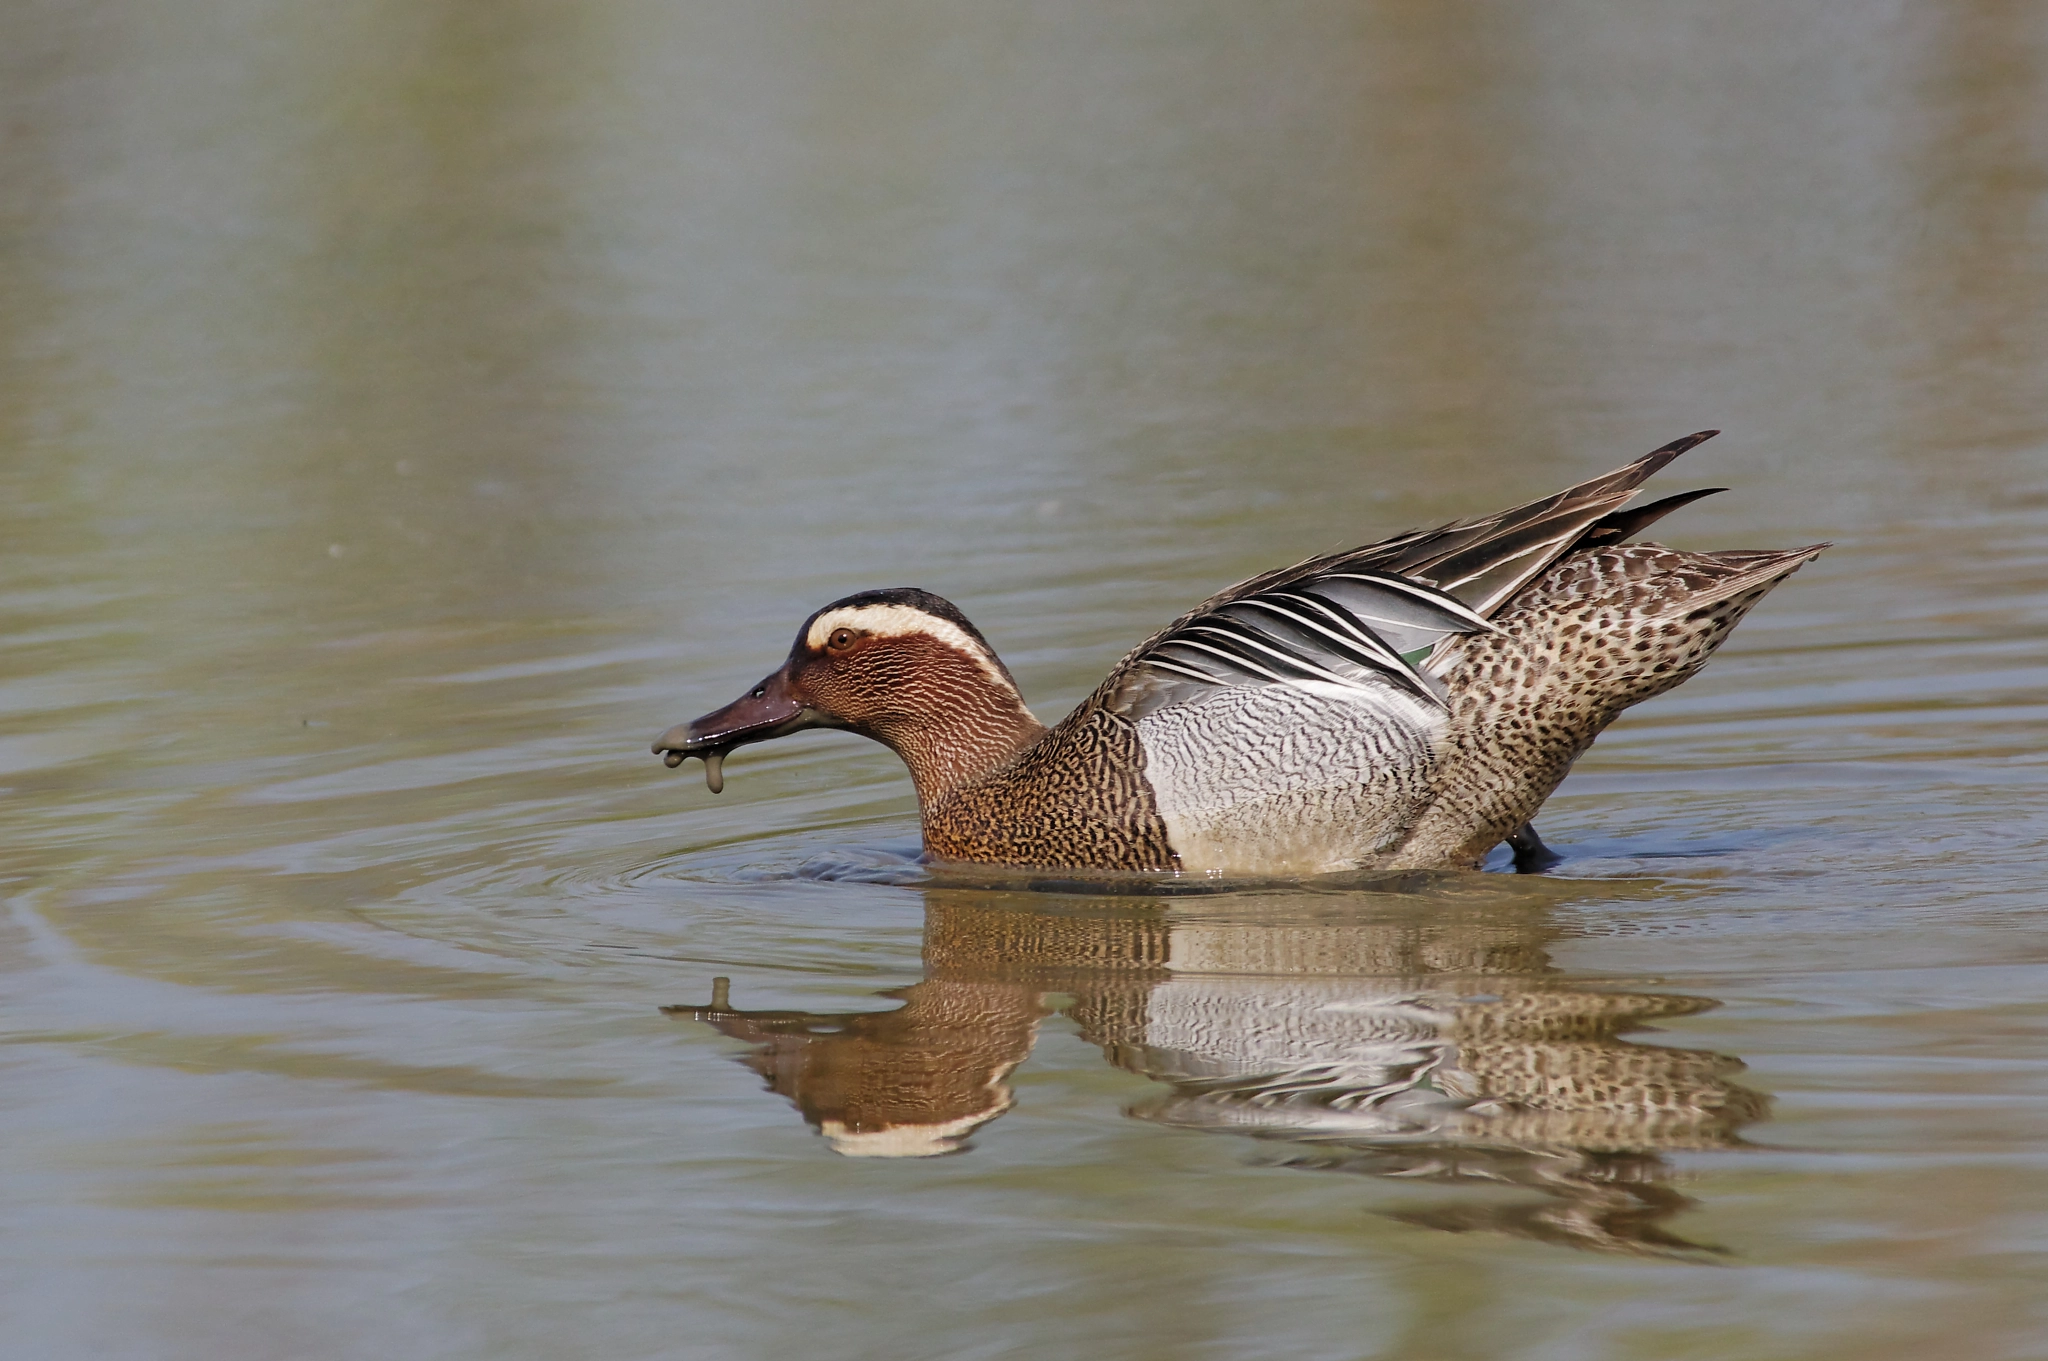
left=751, top=687, right=766, bottom=698
left=829, top=628, right=855, bottom=650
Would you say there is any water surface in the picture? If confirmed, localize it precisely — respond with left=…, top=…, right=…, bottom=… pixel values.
left=3, top=3, right=2046, bottom=1358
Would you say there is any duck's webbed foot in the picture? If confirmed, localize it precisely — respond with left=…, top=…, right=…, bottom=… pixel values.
left=1506, top=823, right=1563, bottom=874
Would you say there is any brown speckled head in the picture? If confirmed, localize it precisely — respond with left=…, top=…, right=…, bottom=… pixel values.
left=653, top=588, right=1045, bottom=810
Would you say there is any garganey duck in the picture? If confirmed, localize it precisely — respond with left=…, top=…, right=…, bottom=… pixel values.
left=653, top=432, right=1825, bottom=875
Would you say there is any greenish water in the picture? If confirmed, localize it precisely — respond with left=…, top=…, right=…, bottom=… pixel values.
left=4, top=4, right=2046, bottom=1358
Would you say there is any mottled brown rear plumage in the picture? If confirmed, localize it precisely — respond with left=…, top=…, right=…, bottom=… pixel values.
left=1389, top=542, right=1826, bottom=868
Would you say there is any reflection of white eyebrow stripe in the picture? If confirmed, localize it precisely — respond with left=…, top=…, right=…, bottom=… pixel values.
left=805, top=604, right=1020, bottom=695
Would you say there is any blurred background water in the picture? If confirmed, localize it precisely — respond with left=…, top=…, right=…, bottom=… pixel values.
left=2, top=2, right=2046, bottom=1358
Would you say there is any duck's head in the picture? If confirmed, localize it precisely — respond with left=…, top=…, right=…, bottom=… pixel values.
left=652, top=587, right=1042, bottom=800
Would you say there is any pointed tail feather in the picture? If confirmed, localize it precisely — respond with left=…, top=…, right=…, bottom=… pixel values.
left=1616, top=542, right=1830, bottom=625
left=1580, top=487, right=1728, bottom=548
left=1355, top=430, right=1723, bottom=617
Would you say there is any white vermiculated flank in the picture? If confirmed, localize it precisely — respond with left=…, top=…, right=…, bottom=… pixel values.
left=804, top=603, right=1020, bottom=696
left=1135, top=680, right=1444, bottom=876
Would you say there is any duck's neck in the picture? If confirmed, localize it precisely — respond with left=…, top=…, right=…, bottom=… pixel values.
left=865, top=675, right=1045, bottom=818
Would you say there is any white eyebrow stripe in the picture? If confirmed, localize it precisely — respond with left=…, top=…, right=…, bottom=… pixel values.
left=804, top=604, right=1022, bottom=697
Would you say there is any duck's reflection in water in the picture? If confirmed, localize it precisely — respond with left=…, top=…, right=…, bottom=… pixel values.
left=669, top=888, right=1765, bottom=1256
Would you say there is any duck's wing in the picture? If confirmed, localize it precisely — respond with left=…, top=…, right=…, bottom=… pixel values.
left=1096, top=431, right=1722, bottom=720
left=1102, top=566, right=1492, bottom=722
left=1337, top=429, right=1723, bottom=616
